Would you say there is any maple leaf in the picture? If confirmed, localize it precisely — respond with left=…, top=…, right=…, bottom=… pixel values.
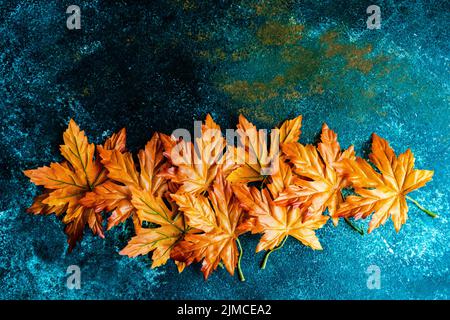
left=160, top=114, right=237, bottom=195
left=24, top=120, right=125, bottom=250
left=118, top=180, right=188, bottom=272
left=119, top=183, right=188, bottom=270
left=278, top=115, right=302, bottom=145
left=336, top=133, right=434, bottom=233
left=232, top=160, right=329, bottom=268
left=80, top=133, right=169, bottom=231
left=170, top=172, right=250, bottom=280
left=226, top=115, right=281, bottom=184
left=114, top=134, right=190, bottom=270
left=275, top=124, right=355, bottom=225
left=226, top=114, right=302, bottom=184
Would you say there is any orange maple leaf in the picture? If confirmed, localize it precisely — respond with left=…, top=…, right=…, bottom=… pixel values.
left=160, top=114, right=237, bottom=195
left=275, top=124, right=355, bottom=224
left=24, top=120, right=125, bottom=250
left=170, top=172, right=251, bottom=280
left=227, top=114, right=302, bottom=184
left=232, top=160, right=329, bottom=267
left=119, top=185, right=189, bottom=271
left=80, top=133, right=168, bottom=231
left=336, top=133, right=434, bottom=233
left=111, top=133, right=190, bottom=271
left=227, top=115, right=282, bottom=184
left=278, top=115, right=302, bottom=145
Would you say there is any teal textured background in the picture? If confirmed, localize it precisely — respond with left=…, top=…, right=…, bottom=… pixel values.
left=0, top=0, right=449, bottom=299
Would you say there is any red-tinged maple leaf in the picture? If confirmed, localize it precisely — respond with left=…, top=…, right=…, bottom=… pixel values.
left=81, top=132, right=187, bottom=270
left=275, top=124, right=355, bottom=224
left=24, top=119, right=125, bottom=250
left=80, top=133, right=169, bottom=231
left=170, top=172, right=251, bottom=280
left=160, top=114, right=237, bottom=195
left=80, top=180, right=138, bottom=230
left=336, top=133, right=435, bottom=233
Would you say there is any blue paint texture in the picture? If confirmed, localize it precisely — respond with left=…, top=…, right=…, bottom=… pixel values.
left=0, top=0, right=449, bottom=299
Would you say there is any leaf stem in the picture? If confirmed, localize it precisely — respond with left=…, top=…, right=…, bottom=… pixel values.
left=344, top=217, right=364, bottom=235
left=406, top=196, right=438, bottom=218
left=259, top=175, right=269, bottom=190
left=236, top=238, right=245, bottom=282
left=260, top=236, right=287, bottom=270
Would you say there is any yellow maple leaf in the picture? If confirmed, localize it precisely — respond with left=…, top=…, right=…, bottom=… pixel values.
left=337, top=133, right=434, bottom=233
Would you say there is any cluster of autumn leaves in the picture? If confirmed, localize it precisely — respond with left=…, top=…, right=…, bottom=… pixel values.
left=24, top=115, right=436, bottom=281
